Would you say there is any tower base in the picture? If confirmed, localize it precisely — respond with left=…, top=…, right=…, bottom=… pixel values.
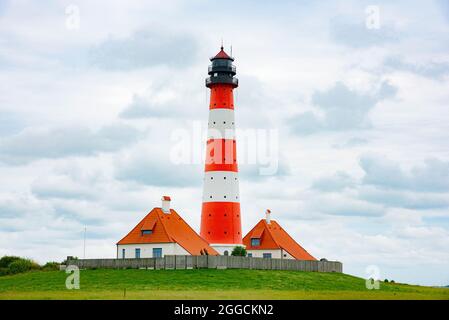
left=210, top=243, right=245, bottom=256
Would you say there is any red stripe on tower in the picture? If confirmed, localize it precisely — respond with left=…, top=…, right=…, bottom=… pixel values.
left=200, top=46, right=242, bottom=254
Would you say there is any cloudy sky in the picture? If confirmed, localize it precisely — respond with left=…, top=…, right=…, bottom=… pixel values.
left=1, top=0, right=449, bottom=286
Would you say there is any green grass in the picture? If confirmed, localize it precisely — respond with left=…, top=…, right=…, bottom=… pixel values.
left=0, top=269, right=448, bottom=300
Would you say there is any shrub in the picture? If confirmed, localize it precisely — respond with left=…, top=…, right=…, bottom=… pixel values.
left=0, top=256, right=21, bottom=268
left=30, top=260, right=40, bottom=270
left=8, top=258, right=39, bottom=274
left=41, top=262, right=60, bottom=271
left=0, top=256, right=41, bottom=276
left=9, top=259, right=33, bottom=274
left=384, top=279, right=389, bottom=283
left=231, top=246, right=247, bottom=257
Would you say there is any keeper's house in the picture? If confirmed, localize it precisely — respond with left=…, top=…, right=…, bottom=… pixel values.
left=117, top=196, right=218, bottom=258
left=243, top=210, right=316, bottom=260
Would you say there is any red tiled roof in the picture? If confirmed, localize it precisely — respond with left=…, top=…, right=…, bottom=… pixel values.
left=162, top=196, right=171, bottom=201
left=117, top=208, right=219, bottom=256
left=243, top=219, right=316, bottom=261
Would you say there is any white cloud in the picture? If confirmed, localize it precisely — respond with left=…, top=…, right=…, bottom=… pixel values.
left=0, top=123, right=143, bottom=164
left=88, top=29, right=198, bottom=71
left=360, top=155, right=449, bottom=192
left=289, top=81, right=397, bottom=134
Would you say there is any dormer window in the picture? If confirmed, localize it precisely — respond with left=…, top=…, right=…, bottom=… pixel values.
left=251, top=238, right=260, bottom=247
left=141, top=217, right=156, bottom=236
left=251, top=229, right=264, bottom=245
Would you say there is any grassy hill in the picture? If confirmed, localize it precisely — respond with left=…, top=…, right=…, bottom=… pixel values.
left=0, top=269, right=448, bottom=300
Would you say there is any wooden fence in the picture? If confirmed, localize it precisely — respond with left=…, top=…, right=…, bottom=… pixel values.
left=66, top=255, right=342, bottom=273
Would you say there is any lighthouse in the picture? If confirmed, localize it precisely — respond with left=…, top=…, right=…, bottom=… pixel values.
left=200, top=46, right=242, bottom=255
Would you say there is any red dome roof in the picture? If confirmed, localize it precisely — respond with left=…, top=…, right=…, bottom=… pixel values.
left=211, top=46, right=233, bottom=61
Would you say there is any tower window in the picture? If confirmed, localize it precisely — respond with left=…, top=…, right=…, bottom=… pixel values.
left=224, top=176, right=226, bottom=179
left=210, top=196, right=213, bottom=199
left=224, top=195, right=227, bottom=198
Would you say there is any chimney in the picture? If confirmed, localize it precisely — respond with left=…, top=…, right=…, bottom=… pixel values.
left=265, top=209, right=271, bottom=224
left=161, top=196, right=171, bottom=213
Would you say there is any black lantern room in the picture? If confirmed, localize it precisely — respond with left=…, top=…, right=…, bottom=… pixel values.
left=206, top=46, right=238, bottom=88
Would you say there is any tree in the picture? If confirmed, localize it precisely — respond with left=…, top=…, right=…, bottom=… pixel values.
left=231, top=246, right=247, bottom=257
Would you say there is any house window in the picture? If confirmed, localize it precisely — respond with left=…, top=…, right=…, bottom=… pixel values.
left=247, top=253, right=252, bottom=258
left=122, top=248, right=125, bottom=259
left=251, top=238, right=260, bottom=247
left=224, top=250, right=229, bottom=256
left=141, top=230, right=152, bottom=235
left=153, top=248, right=162, bottom=258
left=135, top=248, right=141, bottom=259
left=263, top=253, right=272, bottom=259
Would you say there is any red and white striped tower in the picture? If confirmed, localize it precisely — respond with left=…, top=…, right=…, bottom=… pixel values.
left=200, top=46, right=242, bottom=255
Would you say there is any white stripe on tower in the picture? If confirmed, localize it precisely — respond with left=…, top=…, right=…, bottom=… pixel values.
left=207, top=109, right=236, bottom=140
left=202, top=171, right=240, bottom=203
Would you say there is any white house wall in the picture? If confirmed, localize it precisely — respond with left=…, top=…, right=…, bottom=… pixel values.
left=117, top=243, right=189, bottom=258
left=247, top=249, right=295, bottom=260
